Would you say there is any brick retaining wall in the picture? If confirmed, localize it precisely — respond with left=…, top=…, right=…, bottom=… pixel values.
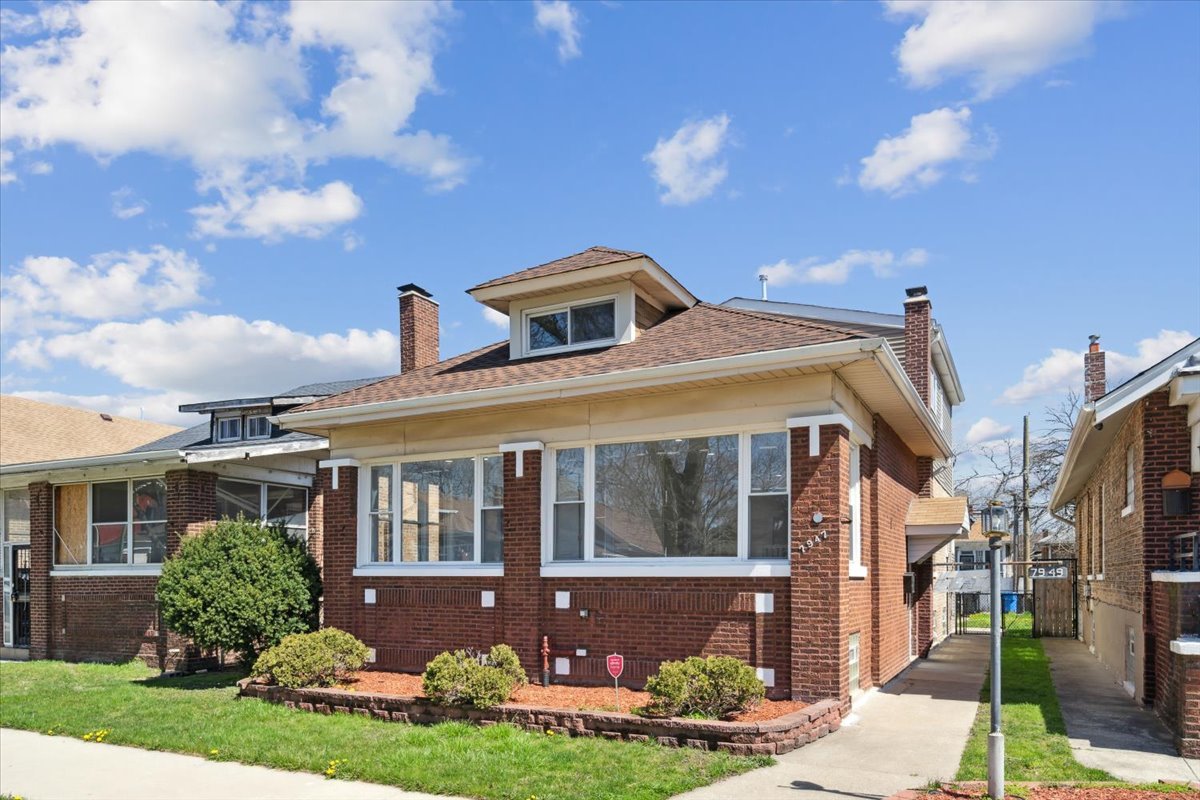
left=238, top=680, right=842, bottom=755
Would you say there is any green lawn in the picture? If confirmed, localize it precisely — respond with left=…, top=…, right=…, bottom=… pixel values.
left=963, top=611, right=1032, bottom=631
left=956, top=631, right=1114, bottom=783
left=0, top=660, right=770, bottom=800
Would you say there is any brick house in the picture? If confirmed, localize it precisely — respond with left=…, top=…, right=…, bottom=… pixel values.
left=0, top=396, right=180, bottom=659
left=1050, top=335, right=1200, bottom=753
left=277, top=246, right=968, bottom=705
left=0, top=379, right=378, bottom=669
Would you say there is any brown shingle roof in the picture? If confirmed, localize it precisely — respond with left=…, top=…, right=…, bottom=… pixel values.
left=469, top=246, right=646, bottom=292
left=906, top=496, right=970, bottom=527
left=297, top=303, right=873, bottom=413
left=0, top=395, right=181, bottom=466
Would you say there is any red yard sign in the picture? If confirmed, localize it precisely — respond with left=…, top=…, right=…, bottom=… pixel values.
left=607, top=653, right=624, bottom=679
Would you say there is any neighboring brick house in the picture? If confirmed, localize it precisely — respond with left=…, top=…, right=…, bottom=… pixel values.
left=0, top=396, right=180, bottom=660
left=1050, top=336, right=1200, bottom=754
left=0, top=379, right=379, bottom=669
left=277, top=246, right=968, bottom=706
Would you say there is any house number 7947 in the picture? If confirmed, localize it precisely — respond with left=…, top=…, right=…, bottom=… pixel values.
left=799, top=529, right=829, bottom=554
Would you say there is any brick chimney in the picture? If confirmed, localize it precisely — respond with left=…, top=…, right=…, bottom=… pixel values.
left=398, top=284, right=439, bottom=372
left=1084, top=334, right=1106, bottom=402
left=903, top=286, right=932, bottom=408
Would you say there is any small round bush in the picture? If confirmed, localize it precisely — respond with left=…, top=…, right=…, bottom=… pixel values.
left=487, top=644, right=528, bottom=687
left=421, top=645, right=524, bottom=709
left=422, top=650, right=480, bottom=706
left=157, top=517, right=320, bottom=662
left=251, top=628, right=368, bottom=689
left=645, top=655, right=765, bottom=718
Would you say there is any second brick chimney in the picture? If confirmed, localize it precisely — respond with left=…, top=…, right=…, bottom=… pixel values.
left=1084, top=334, right=1106, bottom=402
left=398, top=284, right=439, bottom=373
left=903, top=286, right=932, bottom=408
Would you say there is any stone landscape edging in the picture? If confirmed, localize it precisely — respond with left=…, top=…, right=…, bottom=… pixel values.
left=237, top=679, right=842, bottom=755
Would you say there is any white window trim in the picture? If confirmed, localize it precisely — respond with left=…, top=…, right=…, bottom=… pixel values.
left=356, top=451, right=502, bottom=569
left=848, top=442, right=864, bottom=577
left=1123, top=445, right=1135, bottom=515
left=53, top=478, right=168, bottom=568
left=540, top=426, right=791, bottom=576
left=1099, top=484, right=1106, bottom=576
left=245, top=415, right=272, bottom=440
left=216, top=477, right=308, bottom=539
left=522, top=294, right=619, bottom=357
left=216, top=415, right=243, bottom=443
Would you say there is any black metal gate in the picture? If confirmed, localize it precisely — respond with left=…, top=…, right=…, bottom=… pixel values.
left=9, top=545, right=31, bottom=648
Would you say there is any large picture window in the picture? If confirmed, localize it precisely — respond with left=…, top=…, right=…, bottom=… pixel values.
left=360, top=454, right=503, bottom=567
left=547, top=430, right=790, bottom=566
left=54, top=478, right=167, bottom=567
left=215, top=478, right=308, bottom=541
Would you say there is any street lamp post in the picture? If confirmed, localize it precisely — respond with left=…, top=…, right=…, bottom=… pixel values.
left=980, top=501, right=1012, bottom=799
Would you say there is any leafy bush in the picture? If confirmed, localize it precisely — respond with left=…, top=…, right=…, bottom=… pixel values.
left=251, top=628, right=368, bottom=689
left=157, top=517, right=321, bottom=662
left=421, top=645, right=526, bottom=709
left=644, top=656, right=765, bottom=718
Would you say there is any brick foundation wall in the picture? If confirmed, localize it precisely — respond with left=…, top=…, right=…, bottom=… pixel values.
left=1151, top=579, right=1200, bottom=756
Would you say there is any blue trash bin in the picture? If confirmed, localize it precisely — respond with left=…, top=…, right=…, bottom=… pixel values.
left=1001, top=592, right=1019, bottom=613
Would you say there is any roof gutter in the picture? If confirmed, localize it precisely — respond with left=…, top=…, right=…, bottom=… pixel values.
left=871, top=340, right=956, bottom=460
left=0, top=448, right=184, bottom=476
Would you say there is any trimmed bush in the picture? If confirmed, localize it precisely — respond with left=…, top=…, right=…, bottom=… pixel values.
left=157, top=517, right=321, bottom=662
left=421, top=645, right=526, bottom=709
left=644, top=656, right=765, bottom=719
left=251, top=628, right=368, bottom=689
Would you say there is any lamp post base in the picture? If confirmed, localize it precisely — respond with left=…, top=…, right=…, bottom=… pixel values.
left=987, top=731, right=1005, bottom=798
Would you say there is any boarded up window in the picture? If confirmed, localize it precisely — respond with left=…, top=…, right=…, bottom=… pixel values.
left=54, top=484, right=88, bottom=565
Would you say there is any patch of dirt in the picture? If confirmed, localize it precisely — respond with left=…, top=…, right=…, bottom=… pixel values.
left=924, top=785, right=1200, bottom=800
left=341, top=670, right=808, bottom=722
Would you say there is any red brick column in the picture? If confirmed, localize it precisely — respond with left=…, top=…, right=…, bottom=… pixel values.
left=789, top=425, right=850, bottom=703
left=307, top=476, right=324, bottom=571
left=28, top=481, right=52, bottom=660
left=165, top=469, right=216, bottom=553
left=320, top=466, right=357, bottom=633
left=501, top=451, right=543, bottom=680
left=914, top=560, right=934, bottom=657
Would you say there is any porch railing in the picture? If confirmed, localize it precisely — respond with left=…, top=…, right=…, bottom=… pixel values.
left=1169, top=531, right=1199, bottom=571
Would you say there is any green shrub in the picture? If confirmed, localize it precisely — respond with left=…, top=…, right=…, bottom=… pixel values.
left=421, top=645, right=526, bottom=709
left=644, top=656, right=765, bottom=718
left=156, top=517, right=320, bottom=662
left=251, top=628, right=368, bottom=689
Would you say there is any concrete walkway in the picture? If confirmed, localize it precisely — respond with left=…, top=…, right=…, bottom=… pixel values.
left=678, top=635, right=989, bottom=800
left=1043, top=638, right=1200, bottom=784
left=0, top=728, right=453, bottom=800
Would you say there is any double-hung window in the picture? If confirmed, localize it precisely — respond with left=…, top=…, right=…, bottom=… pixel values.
left=525, top=298, right=617, bottom=354
left=53, top=478, right=167, bottom=568
left=216, top=416, right=242, bottom=442
left=361, top=454, right=503, bottom=568
left=215, top=478, right=308, bottom=541
left=546, top=430, right=789, bottom=570
left=1123, top=446, right=1135, bottom=514
left=246, top=415, right=272, bottom=439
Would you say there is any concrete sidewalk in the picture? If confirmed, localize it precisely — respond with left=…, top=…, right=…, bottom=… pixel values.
left=0, top=728, right=453, bottom=800
left=678, top=635, right=989, bottom=800
left=1043, top=638, right=1200, bottom=784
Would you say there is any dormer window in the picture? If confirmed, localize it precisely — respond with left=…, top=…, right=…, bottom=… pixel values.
left=246, top=415, right=272, bottom=439
left=526, top=298, right=616, bottom=354
left=216, top=416, right=242, bottom=442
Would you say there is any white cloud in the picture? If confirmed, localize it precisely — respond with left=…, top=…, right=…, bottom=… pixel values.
left=964, top=416, right=1013, bottom=446
left=0, top=246, right=207, bottom=334
left=0, top=149, right=13, bottom=185
left=858, top=107, right=994, bottom=196
left=342, top=231, right=364, bottom=252
left=111, top=187, right=148, bottom=219
left=645, top=114, right=731, bottom=206
left=10, top=389, right=197, bottom=428
left=28, top=160, right=52, bottom=175
left=533, top=1, right=582, bottom=62
left=884, top=1, right=1119, bottom=100
left=757, top=247, right=927, bottom=287
left=0, top=1, right=467, bottom=238
left=482, top=307, right=509, bottom=329
left=191, top=181, right=363, bottom=241
left=9, top=312, right=400, bottom=401
left=999, top=329, right=1196, bottom=405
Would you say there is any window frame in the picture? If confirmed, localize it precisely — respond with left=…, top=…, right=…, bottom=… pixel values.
left=848, top=442, right=866, bottom=577
left=216, top=415, right=243, bottom=443
left=1122, top=445, right=1135, bottom=516
left=51, top=477, right=168, bottom=573
left=215, top=477, right=309, bottom=541
left=522, top=294, right=619, bottom=356
left=245, top=415, right=272, bottom=440
left=355, top=451, right=505, bottom=576
left=1097, top=483, right=1106, bottom=579
left=540, top=426, right=791, bottom=577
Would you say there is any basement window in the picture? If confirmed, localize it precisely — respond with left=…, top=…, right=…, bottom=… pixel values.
left=525, top=298, right=616, bottom=354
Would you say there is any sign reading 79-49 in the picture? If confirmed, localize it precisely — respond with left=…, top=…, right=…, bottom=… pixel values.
left=1028, top=563, right=1068, bottom=580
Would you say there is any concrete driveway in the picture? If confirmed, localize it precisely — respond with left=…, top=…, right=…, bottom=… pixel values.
left=1043, top=638, right=1200, bottom=784
left=677, top=635, right=989, bottom=800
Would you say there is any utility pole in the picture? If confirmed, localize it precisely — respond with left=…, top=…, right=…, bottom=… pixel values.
left=1022, top=414, right=1032, bottom=564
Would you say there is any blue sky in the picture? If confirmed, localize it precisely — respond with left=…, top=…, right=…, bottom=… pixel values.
left=1, top=1, right=1197, bottom=458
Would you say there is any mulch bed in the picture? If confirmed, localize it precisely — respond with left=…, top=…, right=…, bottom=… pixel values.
left=918, top=785, right=1200, bottom=800
left=341, top=670, right=808, bottom=722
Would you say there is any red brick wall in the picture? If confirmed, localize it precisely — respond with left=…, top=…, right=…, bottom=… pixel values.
left=399, top=292, right=439, bottom=372
left=1085, top=347, right=1107, bottom=403
left=903, top=297, right=931, bottom=406
left=28, top=481, right=52, bottom=660
left=1151, top=580, right=1200, bottom=756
